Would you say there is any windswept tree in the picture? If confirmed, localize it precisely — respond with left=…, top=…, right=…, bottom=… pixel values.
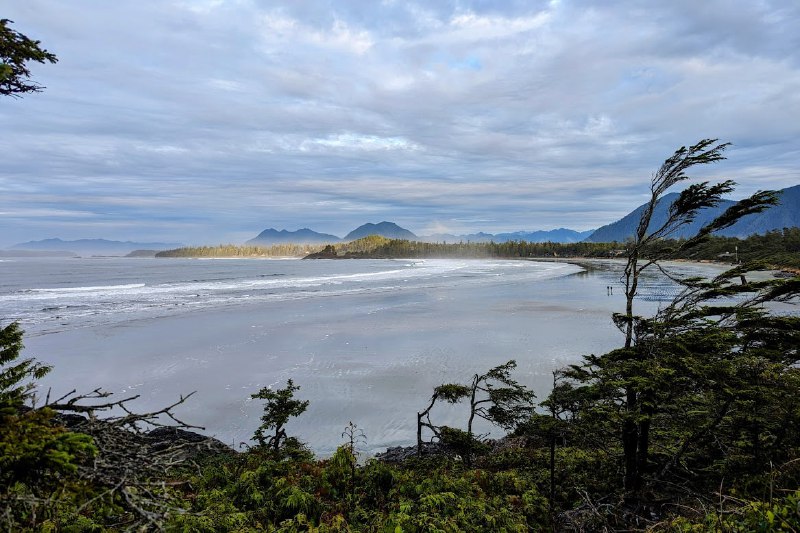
left=251, top=379, right=309, bottom=453
left=465, top=360, right=535, bottom=439
left=417, top=383, right=471, bottom=454
left=615, top=140, right=778, bottom=496
left=557, top=140, right=782, bottom=504
left=0, top=19, right=57, bottom=97
left=417, top=360, right=534, bottom=463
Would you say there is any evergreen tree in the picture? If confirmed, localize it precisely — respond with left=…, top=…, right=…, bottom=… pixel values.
left=0, top=19, right=57, bottom=97
left=418, top=360, right=534, bottom=464
left=0, top=322, right=51, bottom=413
left=546, top=140, right=793, bottom=520
left=251, top=379, right=309, bottom=453
left=0, top=323, right=96, bottom=529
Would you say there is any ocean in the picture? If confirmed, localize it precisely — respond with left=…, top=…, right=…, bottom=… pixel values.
left=0, top=256, right=722, bottom=455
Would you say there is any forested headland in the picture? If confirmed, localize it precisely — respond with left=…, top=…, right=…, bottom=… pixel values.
left=155, top=243, right=326, bottom=258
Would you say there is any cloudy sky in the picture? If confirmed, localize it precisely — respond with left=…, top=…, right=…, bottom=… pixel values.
left=3, top=1, right=800, bottom=246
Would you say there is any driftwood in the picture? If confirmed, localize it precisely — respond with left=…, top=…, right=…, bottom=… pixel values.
left=35, top=387, right=232, bottom=530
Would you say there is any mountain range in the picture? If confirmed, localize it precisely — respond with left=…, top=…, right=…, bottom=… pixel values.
left=9, top=238, right=182, bottom=256
left=247, top=222, right=595, bottom=245
left=249, top=184, right=799, bottom=246
left=585, top=184, right=800, bottom=242
left=12, top=184, right=798, bottom=252
left=424, top=228, right=595, bottom=244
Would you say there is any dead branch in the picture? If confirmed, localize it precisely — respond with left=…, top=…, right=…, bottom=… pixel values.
left=30, top=388, right=230, bottom=529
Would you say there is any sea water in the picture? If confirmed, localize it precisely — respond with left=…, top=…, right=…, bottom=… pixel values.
left=0, top=256, right=723, bottom=454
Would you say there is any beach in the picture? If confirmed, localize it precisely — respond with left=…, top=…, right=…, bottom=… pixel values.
left=3, top=257, right=726, bottom=454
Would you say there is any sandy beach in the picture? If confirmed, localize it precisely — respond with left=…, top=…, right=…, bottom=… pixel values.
left=8, top=257, right=729, bottom=455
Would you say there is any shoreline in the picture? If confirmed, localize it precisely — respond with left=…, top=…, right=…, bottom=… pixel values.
left=155, top=251, right=799, bottom=276
left=530, top=255, right=799, bottom=278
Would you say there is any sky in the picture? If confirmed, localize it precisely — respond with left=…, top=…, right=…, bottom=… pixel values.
left=2, top=1, right=800, bottom=246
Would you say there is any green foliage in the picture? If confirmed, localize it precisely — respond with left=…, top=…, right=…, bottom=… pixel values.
left=316, top=236, right=619, bottom=259
left=608, top=140, right=780, bottom=495
left=470, top=360, right=536, bottom=432
left=0, top=409, right=95, bottom=487
left=0, top=409, right=99, bottom=531
left=417, top=361, right=534, bottom=464
left=555, top=274, right=800, bottom=503
left=665, top=490, right=800, bottom=532
left=522, top=142, right=799, bottom=529
left=0, top=19, right=57, bottom=97
left=659, top=227, right=800, bottom=269
left=439, top=426, right=490, bottom=460
left=0, top=323, right=98, bottom=531
left=1, top=323, right=95, bottom=493
left=251, top=379, right=310, bottom=453
left=0, top=322, right=51, bottom=413
left=169, top=448, right=549, bottom=531
left=434, top=383, right=472, bottom=403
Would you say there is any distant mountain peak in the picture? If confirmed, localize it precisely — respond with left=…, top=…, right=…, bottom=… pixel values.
left=419, top=228, right=595, bottom=244
left=10, top=238, right=182, bottom=255
left=246, top=228, right=341, bottom=245
left=343, top=222, right=417, bottom=241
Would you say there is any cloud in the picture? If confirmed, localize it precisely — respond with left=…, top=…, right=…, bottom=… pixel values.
left=2, top=0, right=799, bottom=246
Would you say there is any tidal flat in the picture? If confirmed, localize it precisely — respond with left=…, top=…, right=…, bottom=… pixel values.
left=2, top=257, right=725, bottom=455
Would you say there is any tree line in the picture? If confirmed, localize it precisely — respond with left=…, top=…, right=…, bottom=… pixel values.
left=155, top=230, right=800, bottom=273
left=307, top=229, right=800, bottom=270
left=156, top=243, right=326, bottom=258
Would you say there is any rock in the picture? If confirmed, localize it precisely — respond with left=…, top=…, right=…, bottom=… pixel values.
left=375, top=442, right=455, bottom=463
left=146, top=427, right=235, bottom=456
left=303, top=244, right=339, bottom=259
left=375, top=435, right=532, bottom=464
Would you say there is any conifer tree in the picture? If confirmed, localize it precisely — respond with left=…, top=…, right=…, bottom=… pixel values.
left=251, top=379, right=309, bottom=453
left=557, top=140, right=787, bottom=504
left=0, top=19, right=57, bottom=97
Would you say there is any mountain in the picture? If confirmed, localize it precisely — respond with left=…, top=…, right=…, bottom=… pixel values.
left=421, top=229, right=594, bottom=244
left=343, top=221, right=417, bottom=241
left=585, top=184, right=800, bottom=243
left=10, top=238, right=182, bottom=256
left=494, top=228, right=596, bottom=243
left=421, top=232, right=495, bottom=243
left=729, top=184, right=800, bottom=235
left=246, top=228, right=341, bottom=245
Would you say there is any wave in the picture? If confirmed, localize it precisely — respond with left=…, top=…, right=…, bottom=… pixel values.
left=30, top=283, right=147, bottom=293
left=3, top=259, right=583, bottom=330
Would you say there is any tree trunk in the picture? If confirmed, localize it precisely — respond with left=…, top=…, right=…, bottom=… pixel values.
left=417, top=411, right=423, bottom=454
left=466, top=375, right=479, bottom=467
left=623, top=251, right=641, bottom=494
left=623, top=389, right=639, bottom=493
left=635, top=406, right=652, bottom=493
left=549, top=372, right=557, bottom=518
left=417, top=393, right=438, bottom=455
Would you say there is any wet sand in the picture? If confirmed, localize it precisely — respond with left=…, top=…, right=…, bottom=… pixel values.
left=24, top=259, right=726, bottom=455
